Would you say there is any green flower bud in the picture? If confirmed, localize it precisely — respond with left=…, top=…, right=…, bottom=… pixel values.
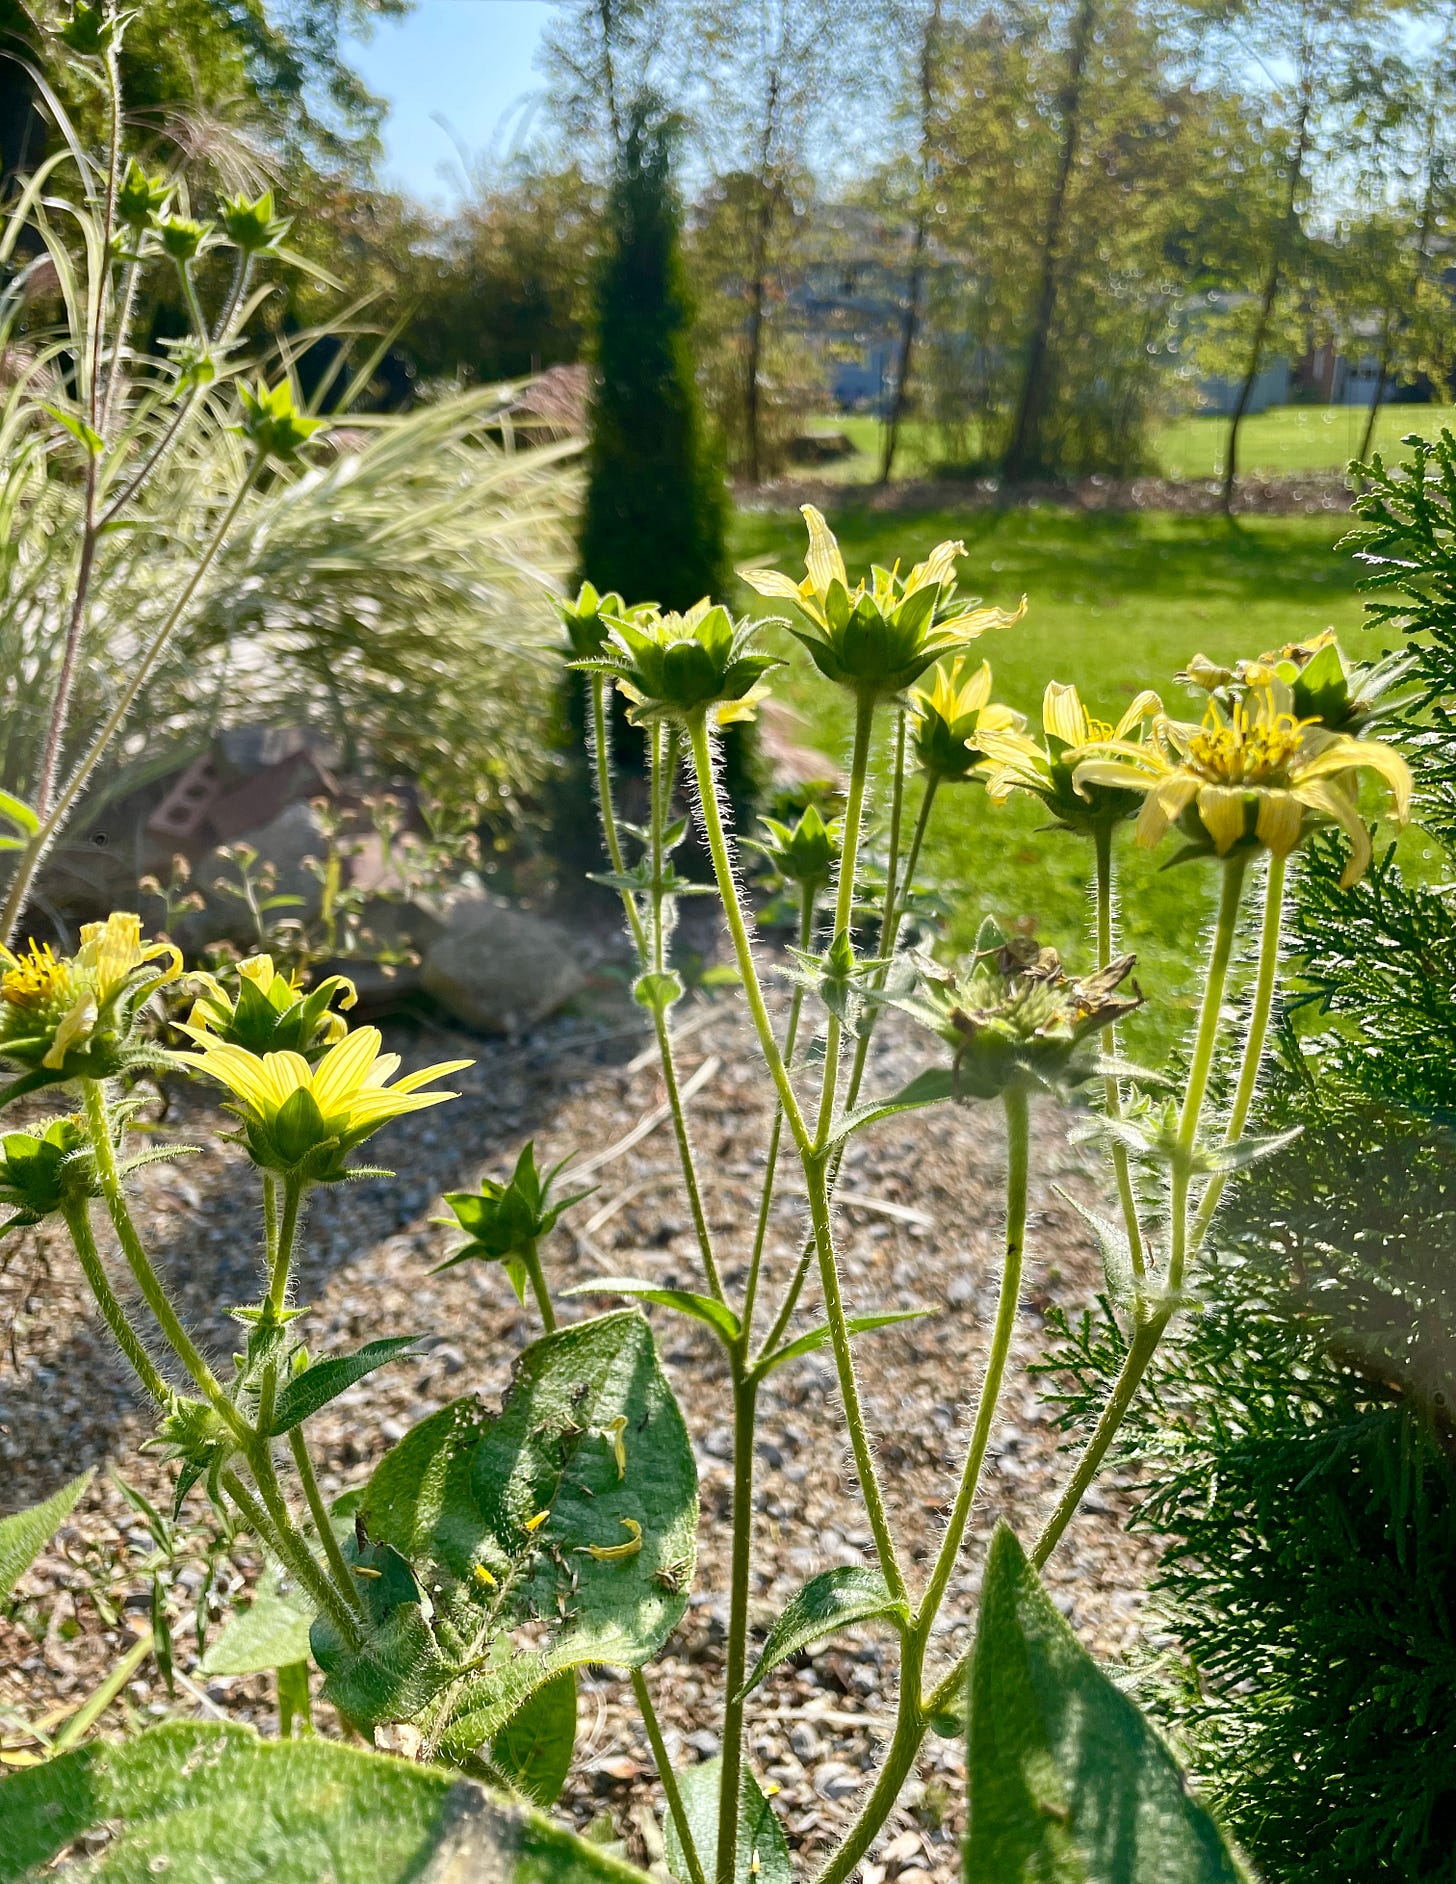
left=436, top=1142, right=591, bottom=1272
left=156, top=214, right=212, bottom=265
left=116, top=158, right=171, bottom=230
left=891, top=919, right=1141, bottom=1099
left=219, top=189, right=291, bottom=255
left=1180, top=632, right=1410, bottom=739
left=585, top=599, right=781, bottom=726
left=744, top=802, right=842, bottom=892
left=558, top=581, right=653, bottom=659
left=0, top=1116, right=95, bottom=1234
left=234, top=379, right=323, bottom=461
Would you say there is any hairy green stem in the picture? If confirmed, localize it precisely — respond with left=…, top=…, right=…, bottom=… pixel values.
left=221, top=1468, right=360, bottom=1648
left=1032, top=851, right=1249, bottom=1569
left=1191, top=850, right=1287, bottom=1249
left=881, top=709, right=908, bottom=938
left=288, top=1426, right=360, bottom=1612
left=61, top=1198, right=170, bottom=1404
left=814, top=689, right=878, bottom=1149
left=812, top=1654, right=924, bottom=1884
left=268, top=1177, right=302, bottom=1317
left=653, top=1005, right=726, bottom=1304
left=521, top=1235, right=557, bottom=1333
left=589, top=675, right=648, bottom=959
left=51, top=1628, right=155, bottom=1754
left=1093, top=821, right=1146, bottom=1279
left=632, top=1668, right=709, bottom=1884
left=716, top=1369, right=760, bottom=1884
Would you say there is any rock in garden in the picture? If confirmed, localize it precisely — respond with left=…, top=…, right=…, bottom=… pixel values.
left=421, top=897, right=585, bottom=1035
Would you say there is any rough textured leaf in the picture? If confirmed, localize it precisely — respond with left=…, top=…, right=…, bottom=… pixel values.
left=0, top=1471, right=93, bottom=1603
left=360, top=1309, right=698, bottom=1752
left=0, top=1720, right=651, bottom=1884
left=310, top=1537, right=456, bottom=1726
left=967, top=1525, right=1254, bottom=1883
left=826, top=1067, right=957, bottom=1146
left=663, top=1754, right=791, bottom=1884
left=563, top=1277, right=741, bottom=1345
left=492, top=1668, right=577, bottom=1807
left=201, top=1558, right=315, bottom=1677
left=757, top=1311, right=930, bottom=1379
left=267, top=1336, right=421, bottom=1434
left=740, top=1566, right=907, bottom=1698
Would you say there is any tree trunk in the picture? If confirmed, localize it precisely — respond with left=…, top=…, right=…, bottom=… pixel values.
left=1220, top=89, right=1314, bottom=514
left=1357, top=330, right=1392, bottom=468
left=1001, top=0, right=1097, bottom=482
left=881, top=0, right=942, bottom=487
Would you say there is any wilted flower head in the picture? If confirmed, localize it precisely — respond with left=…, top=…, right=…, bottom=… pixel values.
left=219, top=189, right=291, bottom=255
left=743, top=801, right=843, bottom=892
left=1180, top=631, right=1408, bottom=737
left=1072, top=675, right=1412, bottom=885
left=435, top=1141, right=591, bottom=1283
left=0, top=1116, right=95, bottom=1235
left=0, top=915, right=181, bottom=1097
left=911, top=658, right=1024, bottom=783
left=177, top=1026, right=470, bottom=1181
left=234, top=379, right=323, bottom=462
left=740, top=506, right=1023, bottom=700
left=182, top=955, right=356, bottom=1059
left=585, top=598, right=780, bottom=725
left=890, top=920, right=1140, bottom=1099
left=979, top=682, right=1163, bottom=834
left=116, top=158, right=171, bottom=231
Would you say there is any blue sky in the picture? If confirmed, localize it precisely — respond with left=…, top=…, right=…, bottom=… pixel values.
left=346, top=1, right=557, bottom=205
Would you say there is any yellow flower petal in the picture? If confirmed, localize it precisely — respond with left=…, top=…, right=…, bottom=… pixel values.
left=1042, top=682, right=1088, bottom=749
left=737, top=567, right=804, bottom=601
left=310, top=1027, right=385, bottom=1116
left=1254, top=788, right=1304, bottom=856
left=1197, top=784, right=1251, bottom=854
left=1114, top=690, right=1163, bottom=739
left=1294, top=736, right=1412, bottom=826
left=42, top=994, right=97, bottom=1069
left=1135, top=774, right=1198, bottom=849
left=800, top=504, right=847, bottom=598
left=1295, top=778, right=1373, bottom=886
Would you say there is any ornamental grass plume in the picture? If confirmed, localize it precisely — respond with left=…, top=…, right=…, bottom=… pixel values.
left=1072, top=675, right=1412, bottom=884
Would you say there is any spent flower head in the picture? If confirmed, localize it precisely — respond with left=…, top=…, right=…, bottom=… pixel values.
left=182, top=955, right=357, bottom=1059
left=436, top=1141, right=592, bottom=1278
left=1072, top=675, right=1412, bottom=885
left=911, top=658, right=1024, bottom=783
left=740, top=505, right=1023, bottom=700
left=979, top=682, right=1163, bottom=834
left=177, top=1026, right=470, bottom=1181
left=890, top=919, right=1140, bottom=1100
left=0, top=915, right=181, bottom=1097
left=585, top=598, right=780, bottom=726
left=219, top=189, right=291, bottom=255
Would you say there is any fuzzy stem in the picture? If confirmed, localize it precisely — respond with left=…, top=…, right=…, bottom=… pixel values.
left=268, top=1176, right=302, bottom=1317
left=716, top=1368, right=759, bottom=1884
left=1093, top=821, right=1146, bottom=1279
left=521, top=1235, right=557, bottom=1333
left=813, top=689, right=878, bottom=1149
left=1190, top=850, right=1287, bottom=1249
left=221, top=1468, right=360, bottom=1648
left=61, top=1197, right=170, bottom=1405
left=632, top=1668, right=709, bottom=1884
left=589, top=675, right=648, bottom=959
left=653, top=1005, right=726, bottom=1304
left=50, top=1628, right=155, bottom=1754
left=288, top=1426, right=360, bottom=1612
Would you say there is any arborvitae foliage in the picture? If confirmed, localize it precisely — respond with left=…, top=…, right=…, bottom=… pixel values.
left=1041, top=431, right=1456, bottom=1882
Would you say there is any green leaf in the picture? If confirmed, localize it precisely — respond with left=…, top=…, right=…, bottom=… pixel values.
left=967, top=1525, right=1255, bottom=1883
left=562, top=1277, right=741, bottom=1346
left=311, top=1537, right=456, bottom=1726
left=825, top=1067, right=958, bottom=1147
left=360, top=1309, right=698, bottom=1752
left=739, top=1566, right=908, bottom=1699
left=663, top=1755, right=791, bottom=1884
left=756, top=1310, right=931, bottom=1379
left=0, top=1720, right=653, bottom=1884
left=0, top=1470, right=93, bottom=1603
left=492, top=1668, right=577, bottom=1807
left=42, top=403, right=104, bottom=455
left=202, top=1557, right=315, bottom=1676
left=0, top=788, right=39, bottom=838
left=268, top=1336, right=421, bottom=1434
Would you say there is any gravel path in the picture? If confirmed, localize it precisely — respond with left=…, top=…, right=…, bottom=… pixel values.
left=0, top=955, right=1156, bottom=1878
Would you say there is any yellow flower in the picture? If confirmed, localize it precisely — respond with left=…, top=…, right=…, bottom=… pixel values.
left=911, top=658, right=1024, bottom=782
left=178, top=1025, right=471, bottom=1179
left=1072, top=678, right=1412, bottom=885
left=739, top=506, right=1023, bottom=698
left=0, top=914, right=181, bottom=1088
left=979, top=682, right=1163, bottom=834
left=184, top=953, right=356, bottom=1058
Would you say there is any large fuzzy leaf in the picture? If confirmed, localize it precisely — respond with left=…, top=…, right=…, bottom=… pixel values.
left=0, top=1720, right=650, bottom=1884
left=663, top=1755, right=791, bottom=1884
left=492, top=1668, right=578, bottom=1808
left=739, top=1566, right=907, bottom=1698
left=358, top=1309, right=698, bottom=1752
left=0, top=1471, right=93, bottom=1603
left=202, top=1557, right=315, bottom=1677
left=967, top=1525, right=1254, bottom=1882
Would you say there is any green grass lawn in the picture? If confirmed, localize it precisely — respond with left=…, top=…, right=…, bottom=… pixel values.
left=728, top=502, right=1424, bottom=1059
left=799, top=404, right=1456, bottom=487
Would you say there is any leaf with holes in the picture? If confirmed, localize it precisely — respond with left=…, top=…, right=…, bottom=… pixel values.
left=739, top=1566, right=908, bottom=1699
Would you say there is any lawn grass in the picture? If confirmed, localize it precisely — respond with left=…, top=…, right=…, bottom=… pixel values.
left=727, top=502, right=1420, bottom=1060
left=798, top=404, right=1456, bottom=487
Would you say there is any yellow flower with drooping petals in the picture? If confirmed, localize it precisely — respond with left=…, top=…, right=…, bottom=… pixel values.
left=911, top=658, right=1025, bottom=782
left=1071, top=677, right=1412, bottom=884
left=978, top=682, right=1163, bottom=834
left=1, top=914, right=181, bottom=1093
left=177, top=1024, right=471, bottom=1179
